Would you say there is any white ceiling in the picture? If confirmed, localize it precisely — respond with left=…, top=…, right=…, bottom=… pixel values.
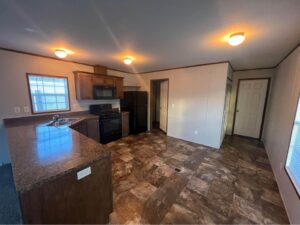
left=0, top=0, right=300, bottom=73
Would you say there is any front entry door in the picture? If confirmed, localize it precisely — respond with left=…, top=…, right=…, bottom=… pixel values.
left=160, top=80, right=168, bottom=132
left=234, top=79, right=269, bottom=138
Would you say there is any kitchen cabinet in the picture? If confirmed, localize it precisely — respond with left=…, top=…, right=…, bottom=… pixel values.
left=74, top=71, right=124, bottom=100
left=70, top=120, right=88, bottom=136
left=94, top=65, right=107, bottom=75
left=19, top=157, right=112, bottom=224
left=71, top=118, right=100, bottom=142
left=74, top=72, right=93, bottom=100
left=115, top=77, right=124, bottom=99
left=86, top=118, right=100, bottom=142
left=122, top=111, right=129, bottom=137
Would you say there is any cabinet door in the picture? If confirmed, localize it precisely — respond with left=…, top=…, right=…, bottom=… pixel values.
left=75, top=73, right=93, bottom=100
left=122, top=112, right=129, bottom=137
left=87, top=118, right=100, bottom=142
left=78, top=121, right=88, bottom=136
left=115, top=78, right=124, bottom=99
left=92, top=76, right=106, bottom=85
left=104, top=77, right=115, bottom=86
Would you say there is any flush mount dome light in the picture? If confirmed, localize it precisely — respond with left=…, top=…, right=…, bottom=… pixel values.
left=228, top=32, right=245, bottom=46
left=54, top=49, right=68, bottom=58
left=123, top=56, right=134, bottom=65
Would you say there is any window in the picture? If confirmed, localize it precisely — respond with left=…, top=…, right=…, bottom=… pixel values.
left=27, top=74, right=70, bottom=113
left=286, top=96, right=300, bottom=197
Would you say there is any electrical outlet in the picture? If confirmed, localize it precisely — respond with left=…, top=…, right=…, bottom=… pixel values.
left=24, top=106, right=30, bottom=113
left=14, top=107, right=21, bottom=113
left=77, top=167, right=91, bottom=180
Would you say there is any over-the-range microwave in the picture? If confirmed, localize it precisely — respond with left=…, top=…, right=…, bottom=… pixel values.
left=93, top=85, right=117, bottom=99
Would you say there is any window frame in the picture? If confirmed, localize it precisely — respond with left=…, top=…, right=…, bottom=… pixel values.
left=285, top=93, right=300, bottom=199
left=26, top=73, right=71, bottom=114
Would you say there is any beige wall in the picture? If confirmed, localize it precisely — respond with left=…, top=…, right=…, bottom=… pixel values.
left=227, top=68, right=275, bottom=135
left=0, top=50, right=130, bottom=164
left=263, top=46, right=300, bottom=223
left=138, top=63, right=229, bottom=148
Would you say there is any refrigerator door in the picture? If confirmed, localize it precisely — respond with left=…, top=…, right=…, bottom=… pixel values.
left=121, top=91, right=148, bottom=134
left=135, top=92, right=148, bottom=133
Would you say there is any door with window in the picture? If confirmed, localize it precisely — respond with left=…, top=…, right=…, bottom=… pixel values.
left=234, top=79, right=269, bottom=138
left=160, top=80, right=168, bottom=132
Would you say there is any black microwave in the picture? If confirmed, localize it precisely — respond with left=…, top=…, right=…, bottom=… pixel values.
left=93, top=85, right=116, bottom=99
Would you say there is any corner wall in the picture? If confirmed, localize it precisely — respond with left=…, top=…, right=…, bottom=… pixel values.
left=138, top=63, right=229, bottom=148
left=263, top=46, right=300, bottom=223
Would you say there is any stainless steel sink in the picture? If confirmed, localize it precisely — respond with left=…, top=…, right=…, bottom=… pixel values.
left=47, top=118, right=81, bottom=127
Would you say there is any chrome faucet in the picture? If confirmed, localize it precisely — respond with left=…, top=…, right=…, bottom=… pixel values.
left=52, top=114, right=61, bottom=122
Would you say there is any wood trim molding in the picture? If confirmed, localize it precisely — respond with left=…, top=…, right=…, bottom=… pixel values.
left=276, top=42, right=300, bottom=68
left=234, top=66, right=276, bottom=72
left=232, top=77, right=271, bottom=140
left=0, top=46, right=138, bottom=74
left=139, top=61, right=230, bottom=74
left=0, top=47, right=94, bottom=67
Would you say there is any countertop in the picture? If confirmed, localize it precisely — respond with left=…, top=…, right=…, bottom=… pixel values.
left=4, top=113, right=110, bottom=193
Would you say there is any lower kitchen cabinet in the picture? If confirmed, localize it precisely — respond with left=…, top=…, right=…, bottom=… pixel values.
left=122, top=112, right=129, bottom=137
left=86, top=118, right=100, bottom=142
left=71, top=118, right=100, bottom=142
left=19, top=157, right=112, bottom=224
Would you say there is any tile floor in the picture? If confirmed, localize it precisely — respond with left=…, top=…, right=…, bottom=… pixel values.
left=106, top=131, right=289, bottom=224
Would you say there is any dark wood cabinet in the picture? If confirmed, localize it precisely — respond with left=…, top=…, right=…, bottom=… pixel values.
left=74, top=71, right=124, bottom=100
left=92, top=76, right=106, bottom=85
left=74, top=72, right=93, bottom=100
left=122, top=112, right=129, bottom=137
left=115, top=77, right=124, bottom=99
left=70, top=119, right=100, bottom=142
left=94, top=65, right=107, bottom=75
left=86, top=118, right=100, bottom=142
left=19, top=157, right=112, bottom=224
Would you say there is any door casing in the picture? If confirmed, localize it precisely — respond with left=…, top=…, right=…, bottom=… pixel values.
left=232, top=78, right=271, bottom=139
left=150, top=79, right=169, bottom=133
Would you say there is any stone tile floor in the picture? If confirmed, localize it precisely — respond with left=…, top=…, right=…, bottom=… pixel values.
left=106, top=130, right=289, bottom=224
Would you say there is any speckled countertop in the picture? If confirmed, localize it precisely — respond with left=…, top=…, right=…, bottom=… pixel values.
left=4, top=113, right=110, bottom=193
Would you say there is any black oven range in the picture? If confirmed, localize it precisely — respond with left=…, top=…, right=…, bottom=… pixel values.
left=89, top=104, right=122, bottom=144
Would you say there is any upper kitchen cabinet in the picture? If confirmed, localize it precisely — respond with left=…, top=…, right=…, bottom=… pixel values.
left=94, top=65, right=107, bottom=75
left=74, top=71, right=124, bottom=100
left=74, top=72, right=93, bottom=100
left=114, top=77, right=124, bottom=99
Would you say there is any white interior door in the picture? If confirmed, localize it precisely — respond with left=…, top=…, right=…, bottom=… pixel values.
left=160, top=80, right=168, bottom=132
left=234, top=79, right=269, bottom=138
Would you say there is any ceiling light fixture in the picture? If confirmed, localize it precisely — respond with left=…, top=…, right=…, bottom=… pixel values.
left=228, top=32, right=245, bottom=46
left=54, top=49, right=68, bottom=58
left=123, top=56, right=134, bottom=65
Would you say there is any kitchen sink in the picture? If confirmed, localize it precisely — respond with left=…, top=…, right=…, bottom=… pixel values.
left=47, top=118, right=81, bottom=127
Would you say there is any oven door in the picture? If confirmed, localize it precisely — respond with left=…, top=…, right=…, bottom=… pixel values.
left=99, top=116, right=122, bottom=144
left=93, top=86, right=116, bottom=99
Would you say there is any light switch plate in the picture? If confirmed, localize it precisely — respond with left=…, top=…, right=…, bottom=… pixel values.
left=77, top=167, right=91, bottom=180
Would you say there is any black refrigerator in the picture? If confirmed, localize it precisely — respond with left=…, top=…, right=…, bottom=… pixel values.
left=121, top=91, right=148, bottom=134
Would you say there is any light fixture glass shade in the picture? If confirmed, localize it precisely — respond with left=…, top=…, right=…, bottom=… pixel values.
left=123, top=57, right=133, bottom=65
left=54, top=49, right=68, bottom=58
left=228, top=33, right=245, bottom=46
